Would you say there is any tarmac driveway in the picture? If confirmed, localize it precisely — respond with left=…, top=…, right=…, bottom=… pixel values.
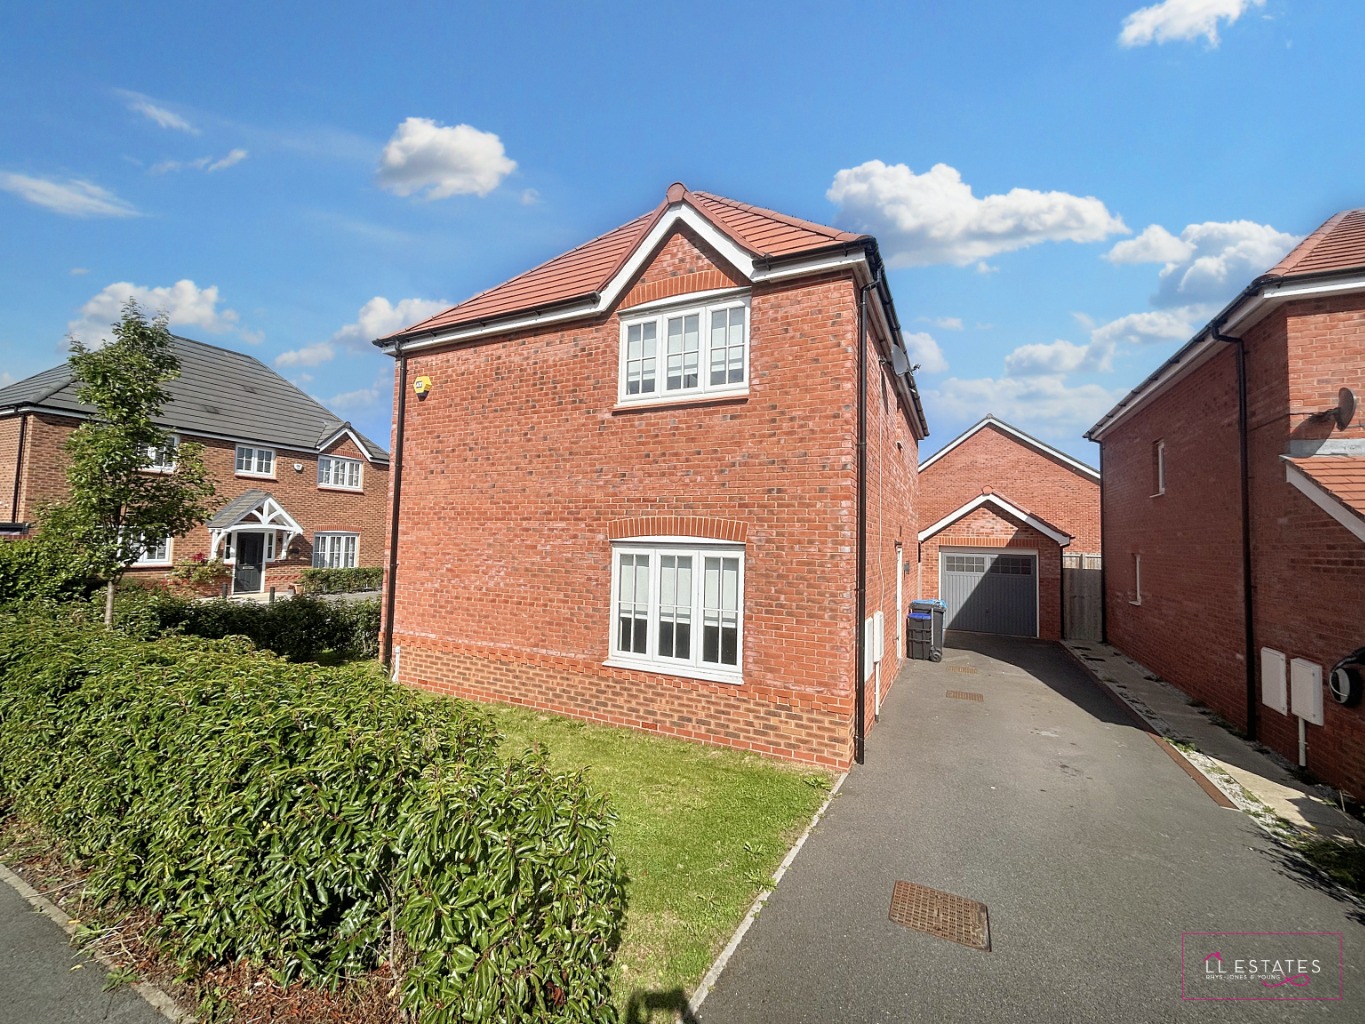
left=696, top=632, right=1363, bottom=1023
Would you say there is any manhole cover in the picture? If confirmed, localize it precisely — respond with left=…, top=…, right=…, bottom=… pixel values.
left=946, top=690, right=984, bottom=702
left=948, top=665, right=979, bottom=674
left=889, top=881, right=991, bottom=951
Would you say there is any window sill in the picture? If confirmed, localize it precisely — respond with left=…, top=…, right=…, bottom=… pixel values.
left=612, top=389, right=749, bottom=414
left=1129, top=599, right=1142, bottom=606
left=1151, top=491, right=1164, bottom=498
left=604, top=657, right=742, bottom=686
left=139, top=467, right=176, bottom=475
left=318, top=485, right=364, bottom=494
left=236, top=472, right=276, bottom=481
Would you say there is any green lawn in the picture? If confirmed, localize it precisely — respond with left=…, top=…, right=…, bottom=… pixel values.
left=491, top=705, right=834, bottom=1023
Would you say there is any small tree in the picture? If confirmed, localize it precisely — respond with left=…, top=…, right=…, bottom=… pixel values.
left=41, top=301, right=216, bottom=624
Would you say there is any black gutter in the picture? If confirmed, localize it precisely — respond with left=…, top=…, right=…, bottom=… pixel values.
left=1210, top=319, right=1258, bottom=742
left=9, top=413, right=26, bottom=522
left=381, top=346, right=409, bottom=670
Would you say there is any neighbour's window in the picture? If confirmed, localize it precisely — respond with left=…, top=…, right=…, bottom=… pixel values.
left=989, top=555, right=1033, bottom=576
left=132, top=535, right=172, bottom=566
left=318, top=455, right=363, bottom=490
left=235, top=445, right=275, bottom=477
left=1153, top=440, right=1165, bottom=496
left=945, top=554, right=986, bottom=574
left=314, top=532, right=358, bottom=569
left=618, top=295, right=750, bottom=404
left=141, top=436, right=178, bottom=472
left=609, top=541, right=744, bottom=682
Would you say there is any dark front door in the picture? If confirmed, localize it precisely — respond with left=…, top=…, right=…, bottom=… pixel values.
left=233, top=532, right=265, bottom=593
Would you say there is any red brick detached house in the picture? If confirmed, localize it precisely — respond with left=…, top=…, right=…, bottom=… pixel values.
left=917, top=416, right=1100, bottom=640
left=0, top=337, right=390, bottom=594
left=1088, top=209, right=1365, bottom=798
left=376, top=183, right=928, bottom=768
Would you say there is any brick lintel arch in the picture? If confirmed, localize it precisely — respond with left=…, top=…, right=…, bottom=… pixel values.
left=607, top=516, right=748, bottom=544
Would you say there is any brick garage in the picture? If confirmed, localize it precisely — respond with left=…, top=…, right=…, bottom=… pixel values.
left=0, top=337, right=389, bottom=593
left=1091, top=209, right=1365, bottom=798
left=379, top=184, right=928, bottom=768
left=916, top=416, right=1100, bottom=640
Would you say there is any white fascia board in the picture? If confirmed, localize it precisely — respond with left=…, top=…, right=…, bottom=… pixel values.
left=1090, top=273, right=1365, bottom=441
left=1284, top=459, right=1365, bottom=544
left=917, top=493, right=1072, bottom=547
left=920, top=416, right=1099, bottom=479
left=317, top=426, right=388, bottom=465
left=751, top=250, right=871, bottom=286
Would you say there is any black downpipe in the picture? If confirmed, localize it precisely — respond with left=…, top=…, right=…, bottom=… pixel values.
left=382, top=348, right=408, bottom=670
left=10, top=413, right=27, bottom=521
left=855, top=274, right=880, bottom=765
left=1210, top=322, right=1258, bottom=741
left=1098, top=445, right=1107, bottom=642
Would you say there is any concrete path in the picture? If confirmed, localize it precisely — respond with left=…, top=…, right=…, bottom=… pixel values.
left=696, top=633, right=1363, bottom=1024
left=0, top=871, right=171, bottom=1024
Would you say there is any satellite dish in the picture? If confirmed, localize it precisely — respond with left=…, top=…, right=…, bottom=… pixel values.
left=1334, top=387, right=1356, bottom=430
left=891, top=345, right=911, bottom=375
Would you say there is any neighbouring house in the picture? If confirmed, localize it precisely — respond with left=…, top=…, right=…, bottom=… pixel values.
left=0, top=336, right=390, bottom=595
left=1088, top=208, right=1365, bottom=798
left=917, top=415, right=1101, bottom=640
left=376, top=182, right=928, bottom=768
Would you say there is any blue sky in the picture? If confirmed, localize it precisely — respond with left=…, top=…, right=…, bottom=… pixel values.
left=1, top=1, right=1360, bottom=464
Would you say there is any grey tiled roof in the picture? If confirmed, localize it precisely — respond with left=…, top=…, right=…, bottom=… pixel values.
left=0, top=336, right=389, bottom=463
left=206, top=488, right=274, bottom=529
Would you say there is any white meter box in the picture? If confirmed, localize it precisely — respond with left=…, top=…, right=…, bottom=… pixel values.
left=1290, top=658, right=1324, bottom=726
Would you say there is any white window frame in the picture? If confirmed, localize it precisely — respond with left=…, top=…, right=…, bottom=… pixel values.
left=235, top=445, right=276, bottom=478
left=1153, top=440, right=1166, bottom=496
left=605, top=539, right=745, bottom=685
left=617, top=294, right=750, bottom=406
left=141, top=434, right=178, bottom=473
left=317, top=455, right=363, bottom=491
left=1131, top=553, right=1143, bottom=606
left=132, top=534, right=172, bottom=567
left=313, top=532, right=359, bottom=569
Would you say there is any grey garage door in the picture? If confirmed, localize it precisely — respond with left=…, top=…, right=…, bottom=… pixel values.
left=941, top=550, right=1037, bottom=637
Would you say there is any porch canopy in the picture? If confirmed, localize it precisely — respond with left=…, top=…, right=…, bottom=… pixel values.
left=206, top=489, right=302, bottom=560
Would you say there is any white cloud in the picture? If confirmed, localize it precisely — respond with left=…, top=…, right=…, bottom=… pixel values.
left=323, top=372, right=391, bottom=414
left=274, top=342, right=335, bottom=368
left=902, top=331, right=949, bottom=374
left=152, top=148, right=249, bottom=174
left=926, top=375, right=1124, bottom=433
left=0, top=173, right=138, bottom=218
left=123, top=92, right=197, bottom=133
left=919, top=316, right=963, bottom=331
left=377, top=117, right=516, bottom=200
left=1120, top=0, right=1265, bottom=48
left=69, top=267, right=89, bottom=276
left=1004, top=339, right=1107, bottom=376
left=1089, top=309, right=1200, bottom=347
left=827, top=160, right=1127, bottom=267
left=0, top=371, right=13, bottom=388
left=1104, top=224, right=1192, bottom=265
left=520, top=188, right=540, bottom=205
left=329, top=296, right=450, bottom=351
left=67, top=280, right=247, bottom=348
left=1113, top=220, right=1300, bottom=309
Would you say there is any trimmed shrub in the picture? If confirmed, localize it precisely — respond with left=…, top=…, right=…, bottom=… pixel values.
left=0, top=613, right=625, bottom=1022
left=0, top=535, right=98, bottom=605
left=297, top=567, right=384, bottom=595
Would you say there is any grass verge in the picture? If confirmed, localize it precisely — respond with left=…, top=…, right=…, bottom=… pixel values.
left=493, top=706, right=834, bottom=1024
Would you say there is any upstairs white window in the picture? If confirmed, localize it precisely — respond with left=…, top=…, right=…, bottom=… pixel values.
left=141, top=436, right=178, bottom=473
left=618, top=296, right=749, bottom=404
left=132, top=535, right=172, bottom=566
left=1152, top=440, right=1166, bottom=496
left=314, top=532, right=358, bottom=569
left=608, top=541, right=744, bottom=684
left=236, top=445, right=275, bottom=477
left=318, top=455, right=362, bottom=490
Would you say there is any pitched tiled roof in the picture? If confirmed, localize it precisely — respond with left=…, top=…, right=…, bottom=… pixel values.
left=1286, top=456, right=1365, bottom=523
left=1267, top=209, right=1365, bottom=278
left=0, top=336, right=388, bottom=462
left=388, top=182, right=869, bottom=341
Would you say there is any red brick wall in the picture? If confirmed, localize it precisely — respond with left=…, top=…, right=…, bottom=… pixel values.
left=0, top=415, right=23, bottom=521
left=1101, top=294, right=1365, bottom=797
left=919, top=424, right=1100, bottom=553
left=4, top=413, right=388, bottom=590
left=919, top=506, right=1063, bottom=640
left=385, top=237, right=919, bottom=768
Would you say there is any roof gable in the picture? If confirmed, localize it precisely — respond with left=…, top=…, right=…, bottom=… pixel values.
left=0, top=336, right=389, bottom=462
left=380, top=182, right=870, bottom=349
left=917, top=491, right=1073, bottom=547
left=1268, top=209, right=1365, bottom=278
left=920, top=415, right=1098, bottom=480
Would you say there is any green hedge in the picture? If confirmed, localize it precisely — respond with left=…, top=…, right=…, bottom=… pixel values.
left=0, top=614, right=625, bottom=1022
left=0, top=536, right=98, bottom=605
left=297, top=567, right=384, bottom=594
left=107, top=589, right=380, bottom=663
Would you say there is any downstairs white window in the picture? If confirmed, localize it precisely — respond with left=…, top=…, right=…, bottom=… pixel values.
left=132, top=535, right=172, bottom=566
left=314, top=532, right=358, bottom=568
left=608, top=541, right=744, bottom=683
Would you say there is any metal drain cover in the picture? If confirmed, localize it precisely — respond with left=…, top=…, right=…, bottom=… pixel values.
left=948, top=665, right=979, bottom=674
left=946, top=690, right=984, bottom=702
left=889, top=881, right=991, bottom=951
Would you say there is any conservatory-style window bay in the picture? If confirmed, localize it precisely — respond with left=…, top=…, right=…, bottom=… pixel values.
left=609, top=542, right=744, bottom=683
left=619, top=295, right=749, bottom=403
